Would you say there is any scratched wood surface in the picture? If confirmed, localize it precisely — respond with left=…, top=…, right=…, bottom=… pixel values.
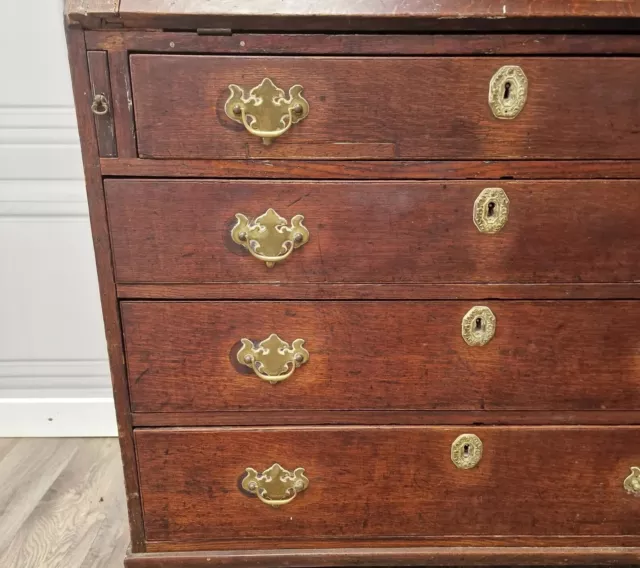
left=135, top=426, right=640, bottom=544
left=105, top=179, right=640, bottom=285
left=0, top=438, right=128, bottom=568
left=122, top=300, right=640, bottom=414
left=129, top=55, right=640, bottom=160
left=65, top=0, right=640, bottom=31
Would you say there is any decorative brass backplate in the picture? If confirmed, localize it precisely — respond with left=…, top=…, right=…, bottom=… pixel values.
left=474, top=188, right=510, bottom=234
left=624, top=467, right=640, bottom=496
left=237, top=334, right=309, bottom=384
left=462, top=306, right=496, bottom=347
left=231, top=208, right=309, bottom=268
left=451, top=434, right=484, bottom=469
left=242, top=463, right=309, bottom=507
left=225, top=78, right=309, bottom=145
left=489, top=65, right=528, bottom=119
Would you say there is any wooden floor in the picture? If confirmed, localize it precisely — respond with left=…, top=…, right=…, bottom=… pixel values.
left=0, top=438, right=129, bottom=568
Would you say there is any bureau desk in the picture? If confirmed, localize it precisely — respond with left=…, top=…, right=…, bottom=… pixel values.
left=65, top=1, right=640, bottom=566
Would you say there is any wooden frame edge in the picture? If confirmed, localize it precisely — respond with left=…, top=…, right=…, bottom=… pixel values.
left=65, top=26, right=145, bottom=552
left=125, top=546, right=640, bottom=567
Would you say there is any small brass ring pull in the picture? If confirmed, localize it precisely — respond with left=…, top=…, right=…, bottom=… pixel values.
left=462, top=306, right=496, bottom=346
left=451, top=434, right=483, bottom=469
left=91, top=94, right=109, bottom=116
left=624, top=467, right=640, bottom=496
left=237, top=334, right=309, bottom=384
left=489, top=65, right=528, bottom=119
left=231, top=208, right=309, bottom=268
left=474, top=188, right=510, bottom=234
left=225, top=78, right=309, bottom=145
left=242, top=463, right=309, bottom=508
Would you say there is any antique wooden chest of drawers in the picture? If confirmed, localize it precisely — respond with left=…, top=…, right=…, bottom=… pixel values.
left=65, top=1, right=640, bottom=566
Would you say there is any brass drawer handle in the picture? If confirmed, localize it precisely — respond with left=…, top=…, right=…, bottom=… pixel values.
left=624, top=467, right=640, bottom=496
left=231, top=208, right=309, bottom=268
left=225, top=78, right=309, bottom=145
left=489, top=65, right=528, bottom=119
left=462, top=306, right=496, bottom=346
left=237, top=334, right=309, bottom=384
left=91, top=94, right=109, bottom=116
left=474, top=188, right=509, bottom=233
left=242, top=463, right=309, bottom=507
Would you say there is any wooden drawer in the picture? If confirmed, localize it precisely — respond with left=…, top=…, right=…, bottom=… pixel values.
left=122, top=300, right=640, bottom=413
left=135, top=426, right=640, bottom=546
left=105, top=179, right=640, bottom=285
left=129, top=56, right=640, bottom=160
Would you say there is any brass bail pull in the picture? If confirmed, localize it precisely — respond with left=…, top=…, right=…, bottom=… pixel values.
left=231, top=208, right=310, bottom=268
left=237, top=334, right=309, bottom=384
left=242, top=463, right=309, bottom=507
left=225, top=78, right=309, bottom=145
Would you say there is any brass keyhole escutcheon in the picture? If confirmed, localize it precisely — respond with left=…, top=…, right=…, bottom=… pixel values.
left=474, top=188, right=509, bottom=234
left=489, top=65, right=528, bottom=119
left=451, top=434, right=483, bottom=469
left=462, top=306, right=496, bottom=347
left=624, top=467, right=640, bottom=496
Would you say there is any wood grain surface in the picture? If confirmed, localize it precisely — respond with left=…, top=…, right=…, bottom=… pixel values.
left=105, top=179, right=640, bottom=285
left=67, top=0, right=640, bottom=31
left=125, top=546, right=640, bottom=567
left=66, top=27, right=145, bottom=551
left=85, top=32, right=640, bottom=55
left=99, top=158, right=640, bottom=180
left=122, top=300, right=640, bottom=413
left=135, top=426, right=640, bottom=543
left=87, top=51, right=116, bottom=157
left=0, top=438, right=128, bottom=568
left=130, top=56, right=640, bottom=160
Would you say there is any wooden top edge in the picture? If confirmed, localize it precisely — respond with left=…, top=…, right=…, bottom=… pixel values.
left=66, top=0, right=640, bottom=31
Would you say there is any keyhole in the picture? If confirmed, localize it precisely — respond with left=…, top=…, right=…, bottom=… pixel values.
left=475, top=317, right=483, bottom=331
left=463, top=444, right=470, bottom=456
left=503, top=81, right=512, bottom=99
left=487, top=201, right=496, bottom=217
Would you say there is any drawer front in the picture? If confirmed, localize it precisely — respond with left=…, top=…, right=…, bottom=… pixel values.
left=136, top=426, right=640, bottom=543
left=122, top=301, right=640, bottom=413
left=105, top=179, right=640, bottom=285
left=130, top=56, right=640, bottom=160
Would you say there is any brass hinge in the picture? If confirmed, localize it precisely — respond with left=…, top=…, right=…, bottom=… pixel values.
left=100, top=19, right=125, bottom=29
left=197, top=28, right=233, bottom=36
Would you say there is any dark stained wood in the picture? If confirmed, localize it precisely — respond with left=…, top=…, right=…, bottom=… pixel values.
left=143, top=536, right=640, bottom=552
left=135, top=426, right=640, bottom=542
left=70, top=0, right=640, bottom=31
left=100, top=158, right=640, bottom=180
left=122, top=301, right=640, bottom=413
left=125, top=546, right=640, bottom=567
left=119, top=0, right=640, bottom=20
left=86, top=51, right=116, bottom=157
left=131, top=410, right=640, bottom=428
left=66, top=1, right=640, bottom=562
left=85, top=31, right=640, bottom=55
left=105, top=179, right=640, bottom=285
left=65, top=27, right=145, bottom=553
left=130, top=55, right=640, bottom=160
left=108, top=50, right=137, bottom=157
left=117, top=282, right=640, bottom=301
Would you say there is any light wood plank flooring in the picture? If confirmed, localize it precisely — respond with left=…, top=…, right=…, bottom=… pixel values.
left=0, top=438, right=128, bottom=568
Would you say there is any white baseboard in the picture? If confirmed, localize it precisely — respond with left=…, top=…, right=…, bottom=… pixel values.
left=0, top=397, right=118, bottom=438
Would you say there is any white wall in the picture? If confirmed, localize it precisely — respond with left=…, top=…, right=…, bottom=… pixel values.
left=0, top=0, right=116, bottom=436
